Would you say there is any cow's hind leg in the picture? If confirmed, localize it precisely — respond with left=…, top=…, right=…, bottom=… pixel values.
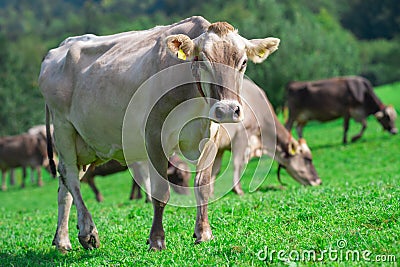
left=20, top=167, right=27, bottom=188
left=296, top=122, right=306, bottom=139
left=52, top=179, right=73, bottom=253
left=351, top=119, right=367, bottom=142
left=9, top=169, right=15, bottom=186
left=53, top=125, right=99, bottom=250
left=285, top=116, right=295, bottom=133
left=88, top=176, right=104, bottom=202
left=1, top=170, right=6, bottom=191
left=343, top=114, right=350, bottom=144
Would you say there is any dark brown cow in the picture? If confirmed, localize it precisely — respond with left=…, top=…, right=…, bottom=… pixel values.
left=0, top=133, right=48, bottom=190
left=81, top=155, right=190, bottom=202
left=285, top=76, right=397, bottom=143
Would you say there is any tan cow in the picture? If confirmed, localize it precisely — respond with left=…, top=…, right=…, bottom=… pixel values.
left=211, top=79, right=321, bottom=195
left=39, top=16, right=280, bottom=252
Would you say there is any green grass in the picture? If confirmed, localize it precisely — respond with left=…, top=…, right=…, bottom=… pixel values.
left=1, top=82, right=399, bottom=266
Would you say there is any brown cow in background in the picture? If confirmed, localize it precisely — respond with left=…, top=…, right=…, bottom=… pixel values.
left=81, top=154, right=191, bottom=202
left=285, top=76, right=397, bottom=143
left=0, top=132, right=48, bottom=190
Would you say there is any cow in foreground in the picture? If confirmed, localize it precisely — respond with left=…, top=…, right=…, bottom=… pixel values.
left=81, top=155, right=190, bottom=202
left=285, top=76, right=397, bottom=143
left=39, top=16, right=280, bottom=251
left=212, top=79, right=321, bottom=195
left=0, top=132, right=48, bottom=190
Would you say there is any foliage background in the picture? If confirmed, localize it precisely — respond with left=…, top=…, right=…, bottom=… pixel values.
left=0, top=0, right=399, bottom=135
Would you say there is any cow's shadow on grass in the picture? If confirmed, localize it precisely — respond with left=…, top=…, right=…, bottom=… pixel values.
left=0, top=248, right=99, bottom=266
left=310, top=138, right=370, bottom=151
left=257, top=184, right=286, bottom=192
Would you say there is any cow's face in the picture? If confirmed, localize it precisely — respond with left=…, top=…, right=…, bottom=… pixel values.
left=165, top=22, right=280, bottom=123
left=375, top=106, right=398, bottom=135
left=279, top=138, right=322, bottom=186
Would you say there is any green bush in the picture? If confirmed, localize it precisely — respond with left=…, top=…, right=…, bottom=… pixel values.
left=358, top=38, right=400, bottom=86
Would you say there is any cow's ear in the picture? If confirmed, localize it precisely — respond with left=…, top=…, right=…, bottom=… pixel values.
left=287, top=138, right=298, bottom=156
left=245, top=37, right=280, bottom=63
left=375, top=111, right=384, bottom=119
left=165, top=34, right=195, bottom=61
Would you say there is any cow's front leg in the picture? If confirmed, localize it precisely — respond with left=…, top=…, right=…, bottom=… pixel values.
left=351, top=119, right=367, bottom=142
left=52, top=180, right=73, bottom=253
left=147, top=158, right=169, bottom=251
left=194, top=164, right=214, bottom=243
left=193, top=125, right=220, bottom=244
left=210, top=151, right=223, bottom=197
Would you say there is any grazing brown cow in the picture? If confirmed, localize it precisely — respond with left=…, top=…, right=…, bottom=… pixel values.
left=39, top=16, right=280, bottom=251
left=0, top=133, right=48, bottom=190
left=81, top=155, right=190, bottom=202
left=211, top=79, right=321, bottom=195
left=285, top=76, right=397, bottom=143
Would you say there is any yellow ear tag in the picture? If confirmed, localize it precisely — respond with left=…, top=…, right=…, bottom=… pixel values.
left=258, top=50, right=265, bottom=58
left=177, top=49, right=186, bottom=60
left=290, top=147, right=296, bottom=155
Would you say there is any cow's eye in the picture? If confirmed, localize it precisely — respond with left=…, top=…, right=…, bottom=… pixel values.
left=240, top=59, right=247, bottom=71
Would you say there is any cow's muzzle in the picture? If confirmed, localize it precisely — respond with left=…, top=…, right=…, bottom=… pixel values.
left=209, top=100, right=243, bottom=123
left=390, top=128, right=398, bottom=135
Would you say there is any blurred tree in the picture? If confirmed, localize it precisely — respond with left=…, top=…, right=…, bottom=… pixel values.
left=0, top=0, right=397, bottom=134
left=341, top=0, right=400, bottom=40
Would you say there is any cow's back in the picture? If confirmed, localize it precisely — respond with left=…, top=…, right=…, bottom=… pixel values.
left=39, top=16, right=210, bottom=111
left=286, top=77, right=353, bottom=122
left=39, top=17, right=210, bottom=163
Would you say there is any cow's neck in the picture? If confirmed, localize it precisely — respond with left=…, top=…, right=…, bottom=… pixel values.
left=273, top=114, right=291, bottom=159
left=364, top=90, right=385, bottom=115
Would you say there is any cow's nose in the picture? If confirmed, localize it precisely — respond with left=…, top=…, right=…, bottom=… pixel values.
left=390, top=128, right=398, bottom=135
left=215, top=106, right=225, bottom=120
left=233, top=106, right=241, bottom=119
left=210, top=101, right=243, bottom=123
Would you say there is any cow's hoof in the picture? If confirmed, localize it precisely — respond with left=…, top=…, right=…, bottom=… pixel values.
left=78, top=232, right=100, bottom=250
left=148, top=238, right=166, bottom=251
left=52, top=235, right=72, bottom=253
left=38, top=181, right=44, bottom=187
left=193, top=229, right=214, bottom=244
left=96, top=194, right=104, bottom=202
left=232, top=187, right=244, bottom=196
left=56, top=244, right=72, bottom=254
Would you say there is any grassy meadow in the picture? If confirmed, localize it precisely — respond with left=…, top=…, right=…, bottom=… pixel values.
left=0, top=82, right=399, bottom=266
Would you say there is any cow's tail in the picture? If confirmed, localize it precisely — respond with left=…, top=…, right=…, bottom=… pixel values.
left=46, top=104, right=57, bottom=178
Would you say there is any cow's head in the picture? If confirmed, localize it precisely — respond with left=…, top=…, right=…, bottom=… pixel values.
left=277, top=138, right=321, bottom=186
left=165, top=22, right=280, bottom=123
left=375, top=105, right=398, bottom=135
